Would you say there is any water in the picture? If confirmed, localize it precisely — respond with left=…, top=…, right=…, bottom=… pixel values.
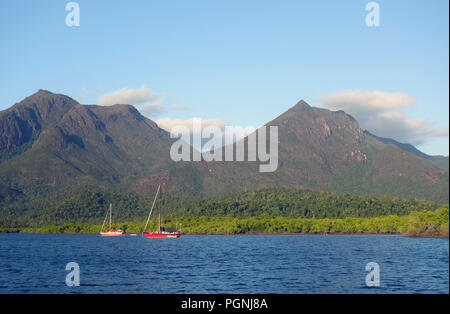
left=0, top=234, right=448, bottom=294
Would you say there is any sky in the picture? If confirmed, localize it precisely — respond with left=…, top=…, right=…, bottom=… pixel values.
left=0, top=0, right=448, bottom=155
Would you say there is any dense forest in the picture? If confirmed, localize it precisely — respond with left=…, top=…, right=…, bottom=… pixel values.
left=0, top=187, right=441, bottom=228
left=174, top=188, right=440, bottom=218
left=2, top=205, right=448, bottom=238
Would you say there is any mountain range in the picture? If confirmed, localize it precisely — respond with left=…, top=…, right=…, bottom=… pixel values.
left=0, top=90, right=448, bottom=214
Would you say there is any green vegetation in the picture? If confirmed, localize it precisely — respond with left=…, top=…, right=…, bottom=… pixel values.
left=1, top=205, right=447, bottom=238
left=0, top=188, right=440, bottom=227
left=175, top=188, right=440, bottom=218
left=428, top=156, right=450, bottom=173
left=1, top=181, right=446, bottom=238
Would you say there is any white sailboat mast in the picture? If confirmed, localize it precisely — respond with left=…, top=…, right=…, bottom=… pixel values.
left=109, top=203, right=112, bottom=230
left=143, top=184, right=161, bottom=233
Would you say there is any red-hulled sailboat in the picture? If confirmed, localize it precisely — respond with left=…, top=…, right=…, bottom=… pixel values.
left=100, top=204, right=125, bottom=236
left=142, top=184, right=181, bottom=238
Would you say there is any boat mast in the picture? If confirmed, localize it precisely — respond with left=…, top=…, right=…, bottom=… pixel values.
left=109, top=203, right=112, bottom=230
left=100, top=207, right=108, bottom=233
left=158, top=186, right=162, bottom=233
left=143, top=184, right=161, bottom=233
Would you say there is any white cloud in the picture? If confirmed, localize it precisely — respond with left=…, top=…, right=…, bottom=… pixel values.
left=319, top=90, right=415, bottom=120
left=136, top=95, right=167, bottom=117
left=139, top=102, right=167, bottom=117
left=318, top=90, right=448, bottom=146
left=430, top=127, right=449, bottom=138
left=97, top=85, right=159, bottom=106
left=96, top=85, right=190, bottom=118
left=156, top=117, right=226, bottom=133
left=363, top=111, right=448, bottom=145
left=156, top=117, right=256, bottom=150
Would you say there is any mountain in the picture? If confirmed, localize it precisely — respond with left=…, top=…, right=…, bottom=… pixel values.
left=0, top=91, right=448, bottom=220
left=0, top=90, right=175, bottom=207
left=266, top=100, right=449, bottom=199
left=131, top=100, right=449, bottom=203
left=225, top=101, right=446, bottom=198
left=427, top=156, right=450, bottom=173
left=365, top=131, right=449, bottom=172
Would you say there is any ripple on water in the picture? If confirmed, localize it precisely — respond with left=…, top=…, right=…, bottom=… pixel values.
left=0, top=234, right=447, bottom=293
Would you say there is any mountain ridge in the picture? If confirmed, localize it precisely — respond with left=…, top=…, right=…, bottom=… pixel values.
left=131, top=97, right=448, bottom=202
left=364, top=130, right=449, bottom=172
left=0, top=91, right=448, bottom=217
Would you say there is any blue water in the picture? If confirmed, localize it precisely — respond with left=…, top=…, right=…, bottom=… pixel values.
left=0, top=234, right=448, bottom=294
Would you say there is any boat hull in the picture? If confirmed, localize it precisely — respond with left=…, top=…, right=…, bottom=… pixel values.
left=100, top=232, right=125, bottom=236
left=143, top=232, right=181, bottom=238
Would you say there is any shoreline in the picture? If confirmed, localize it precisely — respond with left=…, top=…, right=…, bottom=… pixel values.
left=1, top=230, right=448, bottom=238
left=2, top=206, right=448, bottom=238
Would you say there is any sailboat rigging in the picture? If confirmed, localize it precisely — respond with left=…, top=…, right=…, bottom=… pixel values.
left=100, top=204, right=125, bottom=236
left=142, top=184, right=181, bottom=238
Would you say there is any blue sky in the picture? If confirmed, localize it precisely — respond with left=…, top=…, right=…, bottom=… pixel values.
left=0, top=0, right=448, bottom=155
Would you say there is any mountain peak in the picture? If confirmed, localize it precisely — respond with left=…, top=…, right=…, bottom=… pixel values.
left=1, top=90, right=449, bottom=209
left=35, top=89, right=53, bottom=95
left=296, top=99, right=310, bottom=106
left=16, top=89, right=79, bottom=108
left=295, top=99, right=311, bottom=108
left=287, top=99, right=312, bottom=113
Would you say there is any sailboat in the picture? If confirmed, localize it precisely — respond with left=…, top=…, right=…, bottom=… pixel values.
left=142, top=184, right=181, bottom=238
left=100, top=204, right=125, bottom=236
